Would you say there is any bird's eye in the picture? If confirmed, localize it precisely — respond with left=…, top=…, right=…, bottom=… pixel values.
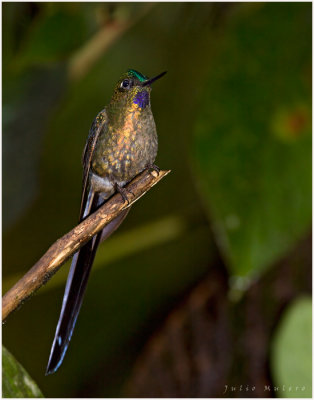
left=121, top=79, right=132, bottom=89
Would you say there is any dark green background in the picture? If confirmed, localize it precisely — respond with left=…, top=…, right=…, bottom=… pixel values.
left=3, top=3, right=311, bottom=397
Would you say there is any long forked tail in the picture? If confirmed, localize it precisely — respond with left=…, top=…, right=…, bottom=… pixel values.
left=46, top=194, right=130, bottom=375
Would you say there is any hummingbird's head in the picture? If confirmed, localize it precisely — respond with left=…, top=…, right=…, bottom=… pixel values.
left=109, top=69, right=166, bottom=111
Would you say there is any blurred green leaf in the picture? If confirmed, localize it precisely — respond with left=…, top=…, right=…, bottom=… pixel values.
left=271, top=297, right=312, bottom=397
left=192, top=4, right=311, bottom=277
left=2, top=346, right=43, bottom=398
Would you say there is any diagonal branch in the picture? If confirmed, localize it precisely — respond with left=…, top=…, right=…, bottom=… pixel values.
left=2, top=169, right=170, bottom=323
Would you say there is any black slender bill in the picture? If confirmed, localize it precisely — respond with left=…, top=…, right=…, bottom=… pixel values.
left=142, top=71, right=167, bottom=86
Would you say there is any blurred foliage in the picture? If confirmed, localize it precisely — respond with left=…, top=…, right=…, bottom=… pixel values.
left=193, top=5, right=311, bottom=277
left=2, top=2, right=311, bottom=398
left=2, top=346, right=43, bottom=398
left=271, top=297, right=312, bottom=397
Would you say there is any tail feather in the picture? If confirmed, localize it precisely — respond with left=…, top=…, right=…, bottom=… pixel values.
left=46, top=192, right=131, bottom=375
left=46, top=232, right=101, bottom=374
left=46, top=192, right=101, bottom=375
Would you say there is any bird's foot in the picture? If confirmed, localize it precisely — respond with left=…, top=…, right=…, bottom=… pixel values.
left=146, top=163, right=160, bottom=176
left=114, top=183, right=131, bottom=204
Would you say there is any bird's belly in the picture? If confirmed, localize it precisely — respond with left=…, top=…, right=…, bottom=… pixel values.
left=91, top=127, right=158, bottom=184
left=89, top=172, right=127, bottom=200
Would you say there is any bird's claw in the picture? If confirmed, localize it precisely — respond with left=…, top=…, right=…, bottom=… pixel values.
left=146, top=163, right=160, bottom=176
left=114, top=183, right=132, bottom=204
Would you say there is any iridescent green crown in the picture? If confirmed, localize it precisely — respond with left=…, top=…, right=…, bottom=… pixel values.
left=128, top=69, right=148, bottom=83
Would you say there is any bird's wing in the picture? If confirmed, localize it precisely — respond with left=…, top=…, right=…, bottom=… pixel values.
left=80, top=108, right=108, bottom=220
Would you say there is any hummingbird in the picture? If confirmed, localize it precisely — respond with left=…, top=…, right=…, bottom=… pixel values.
left=46, top=69, right=166, bottom=375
